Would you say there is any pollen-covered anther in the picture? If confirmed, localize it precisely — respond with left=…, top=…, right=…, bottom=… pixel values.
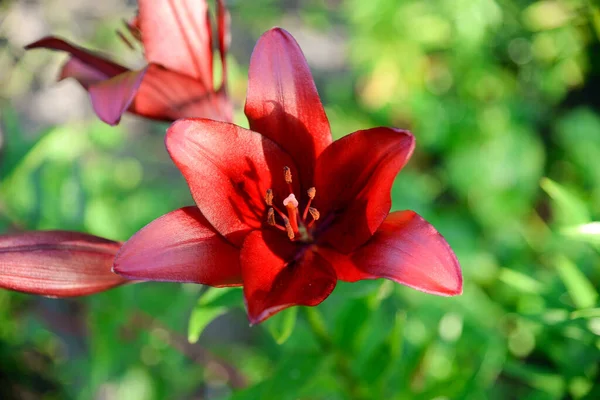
left=283, top=217, right=295, bottom=240
left=265, top=189, right=273, bottom=206
left=308, top=207, right=320, bottom=221
left=283, top=166, right=292, bottom=184
left=267, top=208, right=276, bottom=225
left=303, top=187, right=316, bottom=221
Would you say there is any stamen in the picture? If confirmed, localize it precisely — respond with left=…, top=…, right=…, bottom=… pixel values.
left=265, top=189, right=273, bottom=206
left=303, top=187, right=316, bottom=221
left=116, top=30, right=135, bottom=50
left=283, top=166, right=292, bottom=184
left=263, top=174, right=319, bottom=240
left=283, top=216, right=295, bottom=240
left=267, top=208, right=276, bottom=225
left=266, top=207, right=286, bottom=232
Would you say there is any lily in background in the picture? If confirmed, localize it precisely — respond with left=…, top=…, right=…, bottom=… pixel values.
left=113, top=28, right=463, bottom=324
left=25, top=0, right=232, bottom=125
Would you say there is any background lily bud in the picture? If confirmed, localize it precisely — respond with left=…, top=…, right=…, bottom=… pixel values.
left=0, top=231, right=126, bottom=297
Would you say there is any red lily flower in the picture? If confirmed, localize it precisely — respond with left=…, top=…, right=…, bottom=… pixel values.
left=113, top=28, right=462, bottom=324
left=25, top=0, right=232, bottom=125
left=0, top=231, right=126, bottom=297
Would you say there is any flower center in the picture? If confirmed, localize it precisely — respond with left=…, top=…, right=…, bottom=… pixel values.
left=264, top=166, right=320, bottom=242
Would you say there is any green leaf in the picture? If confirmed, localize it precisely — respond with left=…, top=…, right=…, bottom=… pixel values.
left=561, top=222, right=600, bottom=245
left=504, top=361, right=565, bottom=397
left=198, top=286, right=242, bottom=308
left=554, top=255, right=597, bottom=309
left=540, top=178, right=590, bottom=226
left=187, top=287, right=242, bottom=343
left=260, top=352, right=330, bottom=400
left=570, top=308, right=600, bottom=319
left=499, top=268, right=545, bottom=294
left=0, top=107, right=46, bottom=178
left=266, top=307, right=298, bottom=345
left=188, top=306, right=228, bottom=344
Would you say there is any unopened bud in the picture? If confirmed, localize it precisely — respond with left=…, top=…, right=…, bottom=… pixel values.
left=307, top=187, right=316, bottom=199
left=265, top=189, right=273, bottom=206
left=283, top=166, right=292, bottom=184
left=308, top=207, right=320, bottom=221
left=267, top=208, right=275, bottom=225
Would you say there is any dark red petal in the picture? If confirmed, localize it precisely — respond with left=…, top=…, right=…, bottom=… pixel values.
left=314, top=127, right=415, bottom=253
left=217, top=0, right=231, bottom=89
left=25, top=36, right=128, bottom=78
left=240, top=230, right=337, bottom=324
left=321, top=211, right=462, bottom=296
left=88, top=67, right=148, bottom=126
left=59, top=57, right=109, bottom=87
left=138, top=0, right=213, bottom=87
left=166, top=119, right=298, bottom=246
left=113, top=207, right=242, bottom=286
left=244, top=28, right=332, bottom=188
left=0, top=231, right=126, bottom=297
left=131, top=64, right=231, bottom=123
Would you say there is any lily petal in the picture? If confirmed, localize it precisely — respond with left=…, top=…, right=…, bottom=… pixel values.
left=166, top=119, right=299, bottom=246
left=113, top=207, right=242, bottom=286
left=322, top=211, right=462, bottom=296
left=240, top=230, right=337, bottom=324
left=132, top=64, right=230, bottom=123
left=217, top=0, right=230, bottom=89
left=315, top=127, right=415, bottom=253
left=25, top=36, right=128, bottom=78
left=59, top=57, right=110, bottom=87
left=138, top=0, right=213, bottom=88
left=88, top=67, right=148, bottom=126
left=244, top=27, right=332, bottom=188
left=0, top=231, right=126, bottom=297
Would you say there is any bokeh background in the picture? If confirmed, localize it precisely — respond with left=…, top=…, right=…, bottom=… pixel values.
left=2, top=0, right=600, bottom=399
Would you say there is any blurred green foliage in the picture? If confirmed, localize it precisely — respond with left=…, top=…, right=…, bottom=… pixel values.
left=1, top=0, right=600, bottom=399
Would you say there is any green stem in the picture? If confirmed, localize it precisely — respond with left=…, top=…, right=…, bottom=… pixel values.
left=585, top=0, right=600, bottom=41
left=303, top=307, right=363, bottom=400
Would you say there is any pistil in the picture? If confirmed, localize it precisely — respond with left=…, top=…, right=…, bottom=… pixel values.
left=283, top=194, right=299, bottom=234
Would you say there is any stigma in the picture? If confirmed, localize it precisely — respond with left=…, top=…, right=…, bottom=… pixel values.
left=263, top=166, right=320, bottom=242
left=283, top=194, right=298, bottom=208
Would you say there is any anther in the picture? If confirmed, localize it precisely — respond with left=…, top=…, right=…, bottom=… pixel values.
left=308, top=207, right=320, bottom=221
left=283, top=166, right=292, bottom=184
left=303, top=187, right=316, bottom=221
left=267, top=208, right=276, bottom=225
left=283, top=216, right=295, bottom=240
left=265, top=189, right=273, bottom=206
